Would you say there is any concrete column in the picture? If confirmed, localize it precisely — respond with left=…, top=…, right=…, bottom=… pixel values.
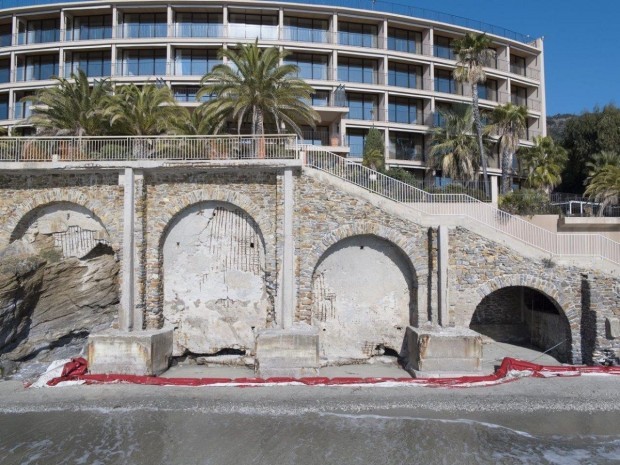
left=491, top=175, right=499, bottom=205
left=438, top=225, right=449, bottom=327
left=120, top=168, right=135, bottom=332
left=537, top=38, right=547, bottom=136
left=281, top=167, right=295, bottom=329
left=133, top=170, right=145, bottom=331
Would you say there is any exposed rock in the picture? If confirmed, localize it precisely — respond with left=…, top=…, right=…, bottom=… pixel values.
left=0, top=240, right=119, bottom=375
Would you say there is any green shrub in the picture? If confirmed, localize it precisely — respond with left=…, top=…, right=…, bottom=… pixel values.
left=499, top=189, right=562, bottom=216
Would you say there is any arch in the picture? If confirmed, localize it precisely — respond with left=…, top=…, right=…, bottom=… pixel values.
left=311, top=233, right=418, bottom=363
left=154, top=188, right=274, bottom=260
left=311, top=222, right=425, bottom=280
left=4, top=192, right=114, bottom=248
left=160, top=199, right=272, bottom=356
left=468, top=274, right=578, bottom=363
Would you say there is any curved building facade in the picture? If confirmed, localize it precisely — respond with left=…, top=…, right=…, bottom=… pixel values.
left=0, top=0, right=545, bottom=180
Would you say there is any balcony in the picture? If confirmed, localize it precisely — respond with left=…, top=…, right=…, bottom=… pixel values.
left=433, top=44, right=456, bottom=60
left=116, top=23, right=168, bottom=39
left=281, top=26, right=330, bottom=44
left=174, top=23, right=224, bottom=38
left=228, top=24, right=278, bottom=40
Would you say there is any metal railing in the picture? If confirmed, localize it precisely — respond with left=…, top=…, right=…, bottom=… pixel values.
left=0, top=135, right=297, bottom=162
left=304, top=147, right=620, bottom=265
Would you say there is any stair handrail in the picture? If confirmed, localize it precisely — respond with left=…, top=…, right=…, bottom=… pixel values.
left=302, top=146, right=620, bottom=266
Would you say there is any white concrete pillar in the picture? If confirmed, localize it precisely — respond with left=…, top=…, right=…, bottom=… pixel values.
left=491, top=175, right=499, bottom=205
left=438, top=225, right=449, bottom=327
left=120, top=168, right=135, bottom=332
left=281, top=167, right=295, bottom=329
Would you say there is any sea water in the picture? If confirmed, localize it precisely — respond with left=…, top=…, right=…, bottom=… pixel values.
left=1, top=407, right=619, bottom=465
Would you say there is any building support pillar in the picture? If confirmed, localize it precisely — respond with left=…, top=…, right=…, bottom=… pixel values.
left=438, top=225, right=449, bottom=327
left=281, top=166, right=295, bottom=329
left=120, top=167, right=135, bottom=332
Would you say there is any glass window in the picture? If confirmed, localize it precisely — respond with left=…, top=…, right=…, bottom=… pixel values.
left=123, top=49, right=166, bottom=76
left=0, top=94, right=8, bottom=120
left=0, top=24, right=12, bottom=47
left=173, top=86, right=212, bottom=102
left=69, top=15, right=112, bottom=41
left=388, top=28, right=421, bottom=54
left=175, top=49, right=220, bottom=76
left=123, top=13, right=167, bottom=38
left=389, top=132, right=424, bottom=161
left=434, top=69, right=460, bottom=94
left=0, top=59, right=9, bottom=83
left=283, top=17, right=329, bottom=43
left=66, top=51, right=111, bottom=77
left=346, top=128, right=369, bottom=157
left=389, top=97, right=420, bottom=124
left=479, top=79, right=498, bottom=101
left=510, top=55, right=526, bottom=76
left=284, top=53, right=328, bottom=80
left=511, top=85, right=528, bottom=107
left=20, top=18, right=61, bottom=45
left=345, top=93, right=378, bottom=120
left=339, top=21, right=378, bottom=48
left=338, top=57, right=377, bottom=84
left=18, top=55, right=59, bottom=81
left=175, top=12, right=223, bottom=38
left=300, top=125, right=329, bottom=145
left=434, top=35, right=455, bottom=60
left=388, top=62, right=422, bottom=89
left=229, top=13, right=277, bottom=40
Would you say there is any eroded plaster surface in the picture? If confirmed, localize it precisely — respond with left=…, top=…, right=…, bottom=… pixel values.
left=163, top=202, right=270, bottom=356
left=18, top=202, right=110, bottom=258
left=311, top=235, right=415, bottom=363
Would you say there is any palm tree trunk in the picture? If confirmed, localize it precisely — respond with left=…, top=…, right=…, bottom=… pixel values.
left=256, top=108, right=266, bottom=159
left=471, top=83, right=489, bottom=197
left=501, top=145, right=511, bottom=194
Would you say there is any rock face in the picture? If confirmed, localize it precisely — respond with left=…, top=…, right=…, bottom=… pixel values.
left=0, top=240, right=119, bottom=373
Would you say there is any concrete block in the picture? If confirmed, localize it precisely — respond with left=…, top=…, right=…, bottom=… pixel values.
left=255, top=324, right=319, bottom=378
left=88, top=328, right=173, bottom=376
left=606, top=317, right=620, bottom=339
left=404, top=326, right=482, bottom=375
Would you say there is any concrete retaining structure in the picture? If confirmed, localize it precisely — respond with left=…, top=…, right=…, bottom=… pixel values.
left=1, top=161, right=619, bottom=374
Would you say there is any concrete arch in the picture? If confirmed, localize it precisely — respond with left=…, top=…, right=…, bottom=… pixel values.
left=5, top=194, right=113, bottom=247
left=312, top=222, right=425, bottom=279
left=468, top=274, right=579, bottom=363
left=154, top=188, right=274, bottom=259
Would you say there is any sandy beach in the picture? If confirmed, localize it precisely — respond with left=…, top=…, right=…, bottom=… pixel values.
left=1, top=373, right=619, bottom=464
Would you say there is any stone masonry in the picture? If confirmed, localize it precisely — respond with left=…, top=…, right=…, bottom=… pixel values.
left=1, top=164, right=618, bottom=367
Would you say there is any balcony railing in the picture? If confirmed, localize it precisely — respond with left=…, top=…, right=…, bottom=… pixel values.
left=0, top=135, right=297, bottom=162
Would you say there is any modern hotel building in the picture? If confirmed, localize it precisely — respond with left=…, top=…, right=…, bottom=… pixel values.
left=0, top=0, right=546, bottom=181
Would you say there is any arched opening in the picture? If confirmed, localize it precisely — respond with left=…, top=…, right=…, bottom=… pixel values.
left=162, top=201, right=271, bottom=357
left=311, top=234, right=417, bottom=364
left=470, top=286, right=572, bottom=363
left=10, top=201, right=111, bottom=258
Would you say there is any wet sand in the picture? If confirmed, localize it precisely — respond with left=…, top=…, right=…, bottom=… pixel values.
left=1, top=375, right=619, bottom=464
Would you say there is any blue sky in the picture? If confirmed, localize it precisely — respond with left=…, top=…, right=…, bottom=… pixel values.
left=405, top=0, right=618, bottom=115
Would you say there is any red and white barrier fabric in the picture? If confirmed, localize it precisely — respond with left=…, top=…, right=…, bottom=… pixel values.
left=38, top=357, right=620, bottom=388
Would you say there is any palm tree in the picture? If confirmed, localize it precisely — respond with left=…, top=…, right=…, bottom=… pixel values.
left=26, top=69, right=112, bottom=136
left=198, top=41, right=319, bottom=137
left=584, top=151, right=620, bottom=215
left=169, top=105, right=217, bottom=136
left=520, top=136, right=568, bottom=194
left=452, top=33, right=495, bottom=192
left=491, top=103, right=528, bottom=194
left=429, top=104, right=479, bottom=181
left=105, top=83, right=184, bottom=136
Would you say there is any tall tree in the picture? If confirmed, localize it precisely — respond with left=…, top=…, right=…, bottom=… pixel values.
left=26, top=69, right=112, bottom=136
left=491, top=103, right=528, bottom=194
left=169, top=105, right=217, bottom=136
left=362, top=127, right=385, bottom=171
left=520, top=135, right=568, bottom=194
left=198, top=41, right=319, bottom=136
left=584, top=151, right=620, bottom=215
left=560, top=104, right=620, bottom=193
left=452, top=33, right=495, bottom=192
left=429, top=104, right=479, bottom=181
left=105, top=83, right=184, bottom=136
